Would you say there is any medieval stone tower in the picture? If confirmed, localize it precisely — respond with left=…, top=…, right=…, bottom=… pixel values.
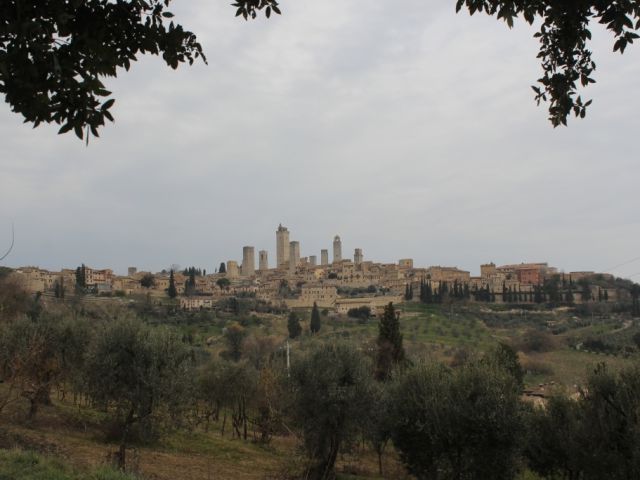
left=259, top=250, right=268, bottom=271
left=276, top=224, right=290, bottom=268
left=242, top=246, right=255, bottom=277
left=289, top=241, right=300, bottom=271
left=333, top=235, right=342, bottom=263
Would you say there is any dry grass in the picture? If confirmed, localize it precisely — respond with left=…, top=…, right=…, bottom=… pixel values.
left=0, top=388, right=402, bottom=480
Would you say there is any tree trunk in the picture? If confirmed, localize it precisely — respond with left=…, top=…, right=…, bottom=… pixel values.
left=221, top=411, right=227, bottom=436
left=117, top=408, right=135, bottom=471
left=310, top=438, right=340, bottom=480
left=242, top=397, right=247, bottom=441
left=28, top=397, right=38, bottom=419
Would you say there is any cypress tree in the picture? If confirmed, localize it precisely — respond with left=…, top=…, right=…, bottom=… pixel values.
left=219, top=262, right=226, bottom=274
left=566, top=283, right=574, bottom=304
left=631, top=285, right=640, bottom=316
left=310, top=302, right=321, bottom=334
left=580, top=280, right=591, bottom=302
left=168, top=270, right=177, bottom=298
left=375, top=302, right=404, bottom=381
left=288, top=311, right=302, bottom=339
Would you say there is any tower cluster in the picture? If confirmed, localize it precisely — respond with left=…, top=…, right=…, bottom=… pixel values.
left=225, top=224, right=364, bottom=277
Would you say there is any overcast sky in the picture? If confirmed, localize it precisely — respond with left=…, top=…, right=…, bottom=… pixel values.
left=1, top=1, right=639, bottom=279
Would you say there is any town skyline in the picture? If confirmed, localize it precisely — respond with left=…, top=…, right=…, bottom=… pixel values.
left=2, top=1, right=639, bottom=282
left=3, top=221, right=638, bottom=282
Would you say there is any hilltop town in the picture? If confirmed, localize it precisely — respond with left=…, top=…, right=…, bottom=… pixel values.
left=8, top=224, right=624, bottom=314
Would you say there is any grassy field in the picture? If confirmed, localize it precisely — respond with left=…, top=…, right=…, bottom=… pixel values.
left=158, top=301, right=637, bottom=390
left=0, top=449, right=135, bottom=480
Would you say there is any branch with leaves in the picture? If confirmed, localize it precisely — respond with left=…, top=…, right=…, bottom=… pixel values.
left=456, top=1, right=640, bottom=126
left=0, top=0, right=205, bottom=142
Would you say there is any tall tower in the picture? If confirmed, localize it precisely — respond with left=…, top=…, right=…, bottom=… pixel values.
left=309, top=255, right=317, bottom=267
left=226, top=261, right=239, bottom=279
left=259, top=250, right=268, bottom=271
left=242, top=246, right=255, bottom=277
left=289, top=241, right=300, bottom=271
left=321, top=249, right=329, bottom=266
left=276, top=224, right=290, bottom=268
left=354, top=248, right=363, bottom=265
left=333, top=235, right=342, bottom=263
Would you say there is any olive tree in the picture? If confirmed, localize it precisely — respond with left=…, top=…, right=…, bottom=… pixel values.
left=390, top=360, right=524, bottom=480
left=82, top=319, right=193, bottom=470
left=290, top=342, right=375, bottom=480
left=0, top=314, right=87, bottom=418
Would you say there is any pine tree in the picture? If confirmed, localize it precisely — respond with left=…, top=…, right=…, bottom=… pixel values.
left=375, top=302, right=404, bottom=381
left=168, top=270, right=177, bottom=298
left=310, top=302, right=321, bottom=334
left=288, top=311, right=302, bottom=339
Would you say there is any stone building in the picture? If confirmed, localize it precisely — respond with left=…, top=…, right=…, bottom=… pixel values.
left=398, top=259, right=414, bottom=269
left=480, top=263, right=497, bottom=278
left=226, top=260, right=239, bottom=278
left=321, top=249, right=329, bottom=265
left=289, top=241, right=300, bottom=271
left=259, top=250, right=268, bottom=271
left=180, top=296, right=215, bottom=311
left=276, top=224, right=290, bottom=268
left=426, top=266, right=470, bottom=283
left=242, top=246, right=255, bottom=277
left=354, top=248, right=363, bottom=265
left=333, top=235, right=342, bottom=263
